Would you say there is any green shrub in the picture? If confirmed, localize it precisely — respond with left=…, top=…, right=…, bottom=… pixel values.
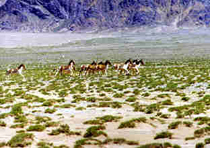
left=118, top=117, right=146, bottom=129
left=83, top=125, right=106, bottom=138
left=145, top=103, right=161, bottom=114
left=42, top=100, right=54, bottom=106
left=185, top=137, right=195, bottom=141
left=48, top=124, right=80, bottom=136
left=183, top=121, right=193, bottom=127
left=75, top=107, right=86, bottom=110
left=162, top=99, right=173, bottom=105
left=154, top=131, right=172, bottom=139
left=0, top=120, right=6, bottom=127
left=7, top=133, right=34, bottom=147
left=37, top=141, right=53, bottom=148
left=163, top=142, right=172, bottom=147
left=96, top=115, right=122, bottom=123
left=36, top=116, right=51, bottom=124
left=142, top=92, right=150, bottom=97
left=126, top=97, right=137, bottom=102
left=74, top=138, right=102, bottom=148
left=160, top=114, right=171, bottom=119
left=0, top=142, right=6, bottom=147
left=113, top=93, right=124, bottom=98
left=195, top=142, right=204, bottom=148
left=44, top=108, right=57, bottom=114
left=14, top=115, right=28, bottom=123
left=27, top=124, right=46, bottom=132
left=205, top=138, right=210, bottom=144
left=137, top=143, right=163, bottom=148
left=45, top=121, right=59, bottom=127
left=168, top=121, right=182, bottom=129
left=103, top=138, right=138, bottom=145
left=11, top=104, right=23, bottom=116
left=60, top=104, right=75, bottom=108
left=173, top=144, right=181, bottom=148
left=83, top=120, right=103, bottom=125
left=181, top=97, right=190, bottom=101
left=10, top=123, right=25, bottom=128
left=86, top=97, right=96, bottom=102
left=133, top=89, right=141, bottom=95
left=118, top=120, right=136, bottom=129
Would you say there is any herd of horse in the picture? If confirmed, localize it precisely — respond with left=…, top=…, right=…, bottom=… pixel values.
left=5, top=59, right=145, bottom=77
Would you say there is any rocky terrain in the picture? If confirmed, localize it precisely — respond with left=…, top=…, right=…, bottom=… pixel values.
left=0, top=0, right=210, bottom=32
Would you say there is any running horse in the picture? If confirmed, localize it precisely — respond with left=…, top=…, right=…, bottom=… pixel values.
left=79, top=64, right=89, bottom=76
left=129, top=59, right=145, bottom=75
left=96, top=60, right=112, bottom=75
left=114, top=59, right=132, bottom=75
left=6, top=64, right=26, bottom=77
left=85, top=61, right=97, bottom=75
left=56, top=60, right=76, bottom=76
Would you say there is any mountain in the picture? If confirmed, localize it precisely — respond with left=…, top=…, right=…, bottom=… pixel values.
left=0, top=0, right=209, bottom=32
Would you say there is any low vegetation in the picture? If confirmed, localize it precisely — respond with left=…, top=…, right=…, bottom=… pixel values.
left=1, top=59, right=210, bottom=147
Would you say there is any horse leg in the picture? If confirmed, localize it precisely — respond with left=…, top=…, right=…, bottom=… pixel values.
left=55, top=67, right=61, bottom=76
left=124, top=67, right=129, bottom=75
left=136, top=68, right=139, bottom=75
left=105, top=69, right=107, bottom=76
left=18, top=71, right=26, bottom=80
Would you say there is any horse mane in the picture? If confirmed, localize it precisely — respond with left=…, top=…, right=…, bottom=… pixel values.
left=133, top=59, right=138, bottom=64
left=98, top=61, right=104, bottom=65
left=18, top=64, right=25, bottom=69
left=91, top=61, right=97, bottom=65
left=105, top=60, right=111, bottom=65
left=125, top=59, right=132, bottom=64
left=135, top=60, right=140, bottom=64
left=139, top=59, right=144, bottom=65
left=68, top=60, right=75, bottom=65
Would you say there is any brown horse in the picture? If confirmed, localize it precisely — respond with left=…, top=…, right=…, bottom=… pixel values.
left=97, top=60, right=112, bottom=75
left=6, top=64, right=26, bottom=77
left=85, top=61, right=97, bottom=75
left=113, top=63, right=123, bottom=72
left=79, top=64, right=89, bottom=76
left=56, top=60, right=76, bottom=76
left=129, top=59, right=145, bottom=74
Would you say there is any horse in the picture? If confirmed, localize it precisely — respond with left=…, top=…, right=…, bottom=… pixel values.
left=115, top=59, right=132, bottom=75
left=6, top=64, right=26, bottom=77
left=96, top=60, right=112, bottom=75
left=55, top=60, right=76, bottom=76
left=129, top=59, right=145, bottom=74
left=79, top=64, right=89, bottom=76
left=85, top=61, right=97, bottom=75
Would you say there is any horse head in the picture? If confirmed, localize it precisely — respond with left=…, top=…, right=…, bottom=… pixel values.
left=105, top=60, right=112, bottom=66
left=18, top=64, right=26, bottom=70
left=133, top=59, right=138, bottom=65
left=69, top=60, right=75, bottom=66
left=91, top=61, right=97, bottom=65
left=139, top=59, right=145, bottom=65
left=125, top=59, right=132, bottom=65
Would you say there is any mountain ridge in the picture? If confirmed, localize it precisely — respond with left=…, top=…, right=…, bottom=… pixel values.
left=0, top=0, right=209, bottom=32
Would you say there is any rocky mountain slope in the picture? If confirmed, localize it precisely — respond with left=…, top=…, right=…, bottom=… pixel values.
left=0, top=0, right=209, bottom=32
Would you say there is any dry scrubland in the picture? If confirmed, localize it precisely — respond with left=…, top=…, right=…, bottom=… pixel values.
left=1, top=59, right=210, bottom=148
